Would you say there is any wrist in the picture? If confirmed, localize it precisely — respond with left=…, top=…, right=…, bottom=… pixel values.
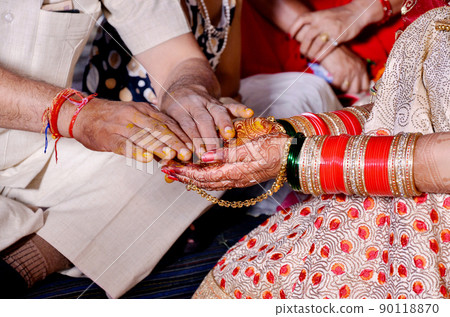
left=349, top=0, right=385, bottom=27
left=57, top=100, right=74, bottom=138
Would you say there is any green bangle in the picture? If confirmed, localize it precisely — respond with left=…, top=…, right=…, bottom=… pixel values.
left=276, top=119, right=297, bottom=137
left=286, top=133, right=305, bottom=191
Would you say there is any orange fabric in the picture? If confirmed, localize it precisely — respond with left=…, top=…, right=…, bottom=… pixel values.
left=240, top=0, right=403, bottom=79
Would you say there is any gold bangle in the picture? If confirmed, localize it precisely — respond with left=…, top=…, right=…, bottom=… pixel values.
left=311, top=135, right=327, bottom=196
left=284, top=118, right=308, bottom=136
left=343, top=136, right=357, bottom=195
left=388, top=134, right=402, bottom=197
left=349, top=135, right=365, bottom=196
left=304, top=136, right=317, bottom=194
left=395, top=133, right=409, bottom=197
left=317, top=113, right=339, bottom=135
left=299, top=136, right=314, bottom=194
left=357, top=135, right=370, bottom=196
left=186, top=137, right=293, bottom=208
left=325, top=112, right=348, bottom=135
left=292, top=115, right=316, bottom=136
left=405, top=133, right=422, bottom=197
left=343, top=107, right=367, bottom=129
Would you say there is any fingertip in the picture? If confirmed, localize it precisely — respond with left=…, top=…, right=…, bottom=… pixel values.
left=142, top=151, right=154, bottom=163
left=155, top=147, right=177, bottom=160
left=177, top=148, right=192, bottom=161
left=222, top=126, right=235, bottom=140
left=243, top=107, right=254, bottom=118
left=164, top=174, right=178, bottom=183
left=201, top=150, right=216, bottom=163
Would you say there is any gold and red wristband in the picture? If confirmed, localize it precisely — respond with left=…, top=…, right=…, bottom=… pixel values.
left=42, top=88, right=96, bottom=162
left=278, top=106, right=369, bottom=138
left=285, top=133, right=422, bottom=197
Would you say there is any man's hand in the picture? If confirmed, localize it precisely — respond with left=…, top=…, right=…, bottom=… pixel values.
left=68, top=98, right=193, bottom=162
left=292, top=0, right=387, bottom=62
left=320, top=46, right=370, bottom=94
left=160, top=82, right=253, bottom=155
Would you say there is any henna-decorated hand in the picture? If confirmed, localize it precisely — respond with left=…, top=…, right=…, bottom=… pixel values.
left=161, top=133, right=290, bottom=191
left=229, top=117, right=286, bottom=146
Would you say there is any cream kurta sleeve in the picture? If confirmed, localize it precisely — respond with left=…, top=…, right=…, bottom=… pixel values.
left=101, top=0, right=191, bottom=55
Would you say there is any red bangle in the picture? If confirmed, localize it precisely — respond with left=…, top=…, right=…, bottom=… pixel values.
left=333, top=134, right=351, bottom=194
left=331, top=110, right=362, bottom=135
left=301, top=113, right=330, bottom=135
left=68, top=92, right=97, bottom=138
left=378, top=0, right=393, bottom=25
left=320, top=136, right=340, bottom=194
left=364, top=136, right=393, bottom=196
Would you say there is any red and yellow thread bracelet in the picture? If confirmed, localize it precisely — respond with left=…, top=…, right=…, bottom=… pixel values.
left=378, top=0, right=393, bottom=25
left=42, top=88, right=78, bottom=161
left=67, top=91, right=97, bottom=138
left=42, top=88, right=96, bottom=162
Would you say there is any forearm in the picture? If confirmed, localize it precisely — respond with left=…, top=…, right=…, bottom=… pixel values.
left=414, top=133, right=450, bottom=193
left=135, top=33, right=220, bottom=102
left=351, top=0, right=403, bottom=27
left=247, top=0, right=311, bottom=34
left=0, top=66, right=71, bottom=135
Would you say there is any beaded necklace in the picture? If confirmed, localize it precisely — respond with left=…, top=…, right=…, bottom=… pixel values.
left=198, top=0, right=231, bottom=57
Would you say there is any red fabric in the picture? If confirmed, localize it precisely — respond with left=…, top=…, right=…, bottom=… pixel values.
left=241, top=0, right=403, bottom=79
left=400, top=0, right=449, bottom=29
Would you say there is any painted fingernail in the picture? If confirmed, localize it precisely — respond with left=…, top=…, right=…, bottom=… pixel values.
left=201, top=151, right=216, bottom=162
left=167, top=175, right=178, bottom=181
left=245, top=108, right=254, bottom=116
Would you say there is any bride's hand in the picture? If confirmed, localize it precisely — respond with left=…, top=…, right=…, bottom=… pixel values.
left=162, top=133, right=290, bottom=191
left=230, top=117, right=286, bottom=146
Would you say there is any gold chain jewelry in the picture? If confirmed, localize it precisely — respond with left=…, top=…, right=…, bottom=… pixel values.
left=186, top=137, right=293, bottom=208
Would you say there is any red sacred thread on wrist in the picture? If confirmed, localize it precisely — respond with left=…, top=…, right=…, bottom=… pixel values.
left=42, top=88, right=78, bottom=162
left=378, top=0, right=393, bottom=25
left=301, top=113, right=330, bottom=135
left=364, top=136, right=393, bottom=196
left=67, top=92, right=97, bottom=138
left=332, top=110, right=362, bottom=135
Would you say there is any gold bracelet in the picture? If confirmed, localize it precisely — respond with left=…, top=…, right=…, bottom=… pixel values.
left=291, top=115, right=316, bottom=136
left=405, top=133, right=422, bottom=197
left=317, top=113, right=339, bottom=135
left=186, top=137, right=293, bottom=208
left=311, top=135, right=327, bottom=196
left=388, top=134, right=402, bottom=196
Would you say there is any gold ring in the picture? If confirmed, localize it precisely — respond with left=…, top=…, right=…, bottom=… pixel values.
left=319, top=33, right=329, bottom=42
left=342, top=80, right=350, bottom=90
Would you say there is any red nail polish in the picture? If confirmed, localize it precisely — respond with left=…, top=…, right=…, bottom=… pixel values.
left=167, top=175, right=178, bottom=181
left=201, top=151, right=216, bottom=162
